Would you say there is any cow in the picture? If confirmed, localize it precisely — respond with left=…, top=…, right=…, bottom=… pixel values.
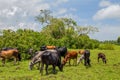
left=40, top=50, right=63, bottom=75
left=98, top=53, right=107, bottom=64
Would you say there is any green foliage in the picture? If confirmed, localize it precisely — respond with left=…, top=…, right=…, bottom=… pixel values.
left=98, top=43, right=115, bottom=50
left=100, top=40, right=117, bottom=44
left=117, top=36, right=120, bottom=44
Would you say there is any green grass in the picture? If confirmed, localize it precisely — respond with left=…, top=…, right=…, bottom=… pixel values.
left=0, top=50, right=120, bottom=80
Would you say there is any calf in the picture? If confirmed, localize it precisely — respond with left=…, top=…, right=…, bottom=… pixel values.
left=98, top=53, right=107, bottom=64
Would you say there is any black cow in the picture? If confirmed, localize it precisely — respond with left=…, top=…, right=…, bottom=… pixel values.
left=56, top=46, right=67, bottom=58
left=40, top=50, right=63, bottom=75
left=84, top=50, right=91, bottom=66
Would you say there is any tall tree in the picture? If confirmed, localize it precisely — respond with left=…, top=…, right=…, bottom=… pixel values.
left=35, top=9, right=53, bottom=26
left=76, top=26, right=99, bottom=35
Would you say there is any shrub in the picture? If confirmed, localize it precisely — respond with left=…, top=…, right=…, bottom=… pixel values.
left=98, top=43, right=115, bottom=50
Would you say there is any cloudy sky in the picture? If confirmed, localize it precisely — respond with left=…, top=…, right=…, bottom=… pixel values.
left=0, top=0, right=120, bottom=41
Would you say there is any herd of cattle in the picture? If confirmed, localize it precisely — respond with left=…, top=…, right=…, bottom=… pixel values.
left=0, top=46, right=107, bottom=75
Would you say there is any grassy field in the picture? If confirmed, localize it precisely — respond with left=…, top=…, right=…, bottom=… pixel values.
left=0, top=49, right=120, bottom=80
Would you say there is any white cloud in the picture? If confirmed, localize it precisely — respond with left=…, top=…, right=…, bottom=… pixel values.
left=0, top=6, right=22, bottom=17
left=93, top=4, right=120, bottom=20
left=89, top=24, right=120, bottom=41
left=59, top=13, right=78, bottom=20
left=55, top=0, right=68, bottom=4
left=57, top=8, right=67, bottom=15
left=51, top=0, right=68, bottom=6
left=0, top=0, right=50, bottom=17
left=69, top=8, right=77, bottom=11
left=99, top=0, right=112, bottom=7
left=17, top=22, right=41, bottom=31
left=0, top=22, right=41, bottom=31
left=0, top=0, right=51, bottom=30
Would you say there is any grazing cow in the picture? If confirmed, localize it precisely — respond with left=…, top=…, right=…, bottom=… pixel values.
left=98, top=53, right=107, bottom=64
left=62, top=51, right=78, bottom=66
left=29, top=50, right=58, bottom=70
left=84, top=50, right=91, bottom=66
left=0, top=48, right=21, bottom=66
left=40, top=50, right=63, bottom=75
left=29, top=51, right=44, bottom=70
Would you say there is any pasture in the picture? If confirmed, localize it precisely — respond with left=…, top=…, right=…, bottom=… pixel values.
left=0, top=49, right=120, bottom=80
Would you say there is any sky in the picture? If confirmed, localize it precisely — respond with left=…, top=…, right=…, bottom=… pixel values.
left=0, top=0, right=120, bottom=41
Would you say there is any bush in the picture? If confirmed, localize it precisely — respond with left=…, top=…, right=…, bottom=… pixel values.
left=98, top=43, right=115, bottom=50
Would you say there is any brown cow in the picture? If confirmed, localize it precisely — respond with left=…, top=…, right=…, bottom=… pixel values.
left=98, top=53, right=107, bottom=64
left=46, top=46, right=56, bottom=49
left=62, top=51, right=78, bottom=66
left=0, top=49, right=21, bottom=66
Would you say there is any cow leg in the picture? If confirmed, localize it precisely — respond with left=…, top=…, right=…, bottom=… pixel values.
left=69, top=59, right=71, bottom=66
left=58, top=65, right=63, bottom=71
left=102, top=58, right=106, bottom=64
left=52, top=64, right=56, bottom=74
left=14, top=57, right=17, bottom=65
left=16, top=56, right=20, bottom=65
left=45, top=65, right=48, bottom=75
left=40, top=63, right=44, bottom=75
left=2, top=58, right=5, bottom=66
left=98, top=57, right=100, bottom=63
left=77, top=57, right=80, bottom=65
left=75, top=57, right=77, bottom=65
left=37, top=61, right=41, bottom=70
left=84, top=58, right=87, bottom=66
left=17, top=57, right=19, bottom=65
left=104, top=59, right=107, bottom=64
left=87, top=58, right=91, bottom=66
left=57, top=62, right=62, bottom=71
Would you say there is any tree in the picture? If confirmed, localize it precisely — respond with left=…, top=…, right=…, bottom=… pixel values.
left=76, top=26, right=99, bottom=35
left=35, top=9, right=53, bottom=26
left=35, top=9, right=100, bottom=49
left=117, top=36, right=120, bottom=44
